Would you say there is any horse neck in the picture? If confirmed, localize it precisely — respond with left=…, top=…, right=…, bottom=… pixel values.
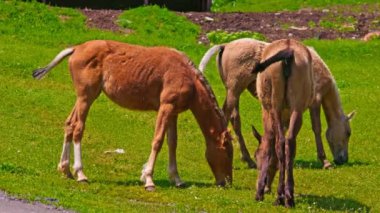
left=322, top=83, right=345, bottom=126
left=189, top=69, right=227, bottom=142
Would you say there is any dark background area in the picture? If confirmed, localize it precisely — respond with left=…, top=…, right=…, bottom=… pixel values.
left=38, top=0, right=211, bottom=11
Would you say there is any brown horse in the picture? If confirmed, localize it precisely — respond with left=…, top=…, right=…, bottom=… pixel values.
left=253, top=39, right=314, bottom=207
left=33, top=40, right=233, bottom=191
left=199, top=38, right=354, bottom=169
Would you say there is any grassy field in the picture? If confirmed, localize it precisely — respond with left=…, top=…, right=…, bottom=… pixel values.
left=0, top=1, right=379, bottom=212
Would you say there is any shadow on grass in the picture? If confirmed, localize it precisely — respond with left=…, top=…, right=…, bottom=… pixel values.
left=298, top=194, right=370, bottom=211
left=91, top=179, right=214, bottom=189
left=294, top=159, right=369, bottom=169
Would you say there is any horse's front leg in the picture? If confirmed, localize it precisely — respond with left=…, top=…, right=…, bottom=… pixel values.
left=141, top=103, right=174, bottom=191
left=309, top=104, right=332, bottom=169
left=167, top=115, right=185, bottom=188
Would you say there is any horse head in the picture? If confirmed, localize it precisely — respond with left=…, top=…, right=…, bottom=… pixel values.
left=206, top=129, right=233, bottom=186
left=326, top=111, right=355, bottom=165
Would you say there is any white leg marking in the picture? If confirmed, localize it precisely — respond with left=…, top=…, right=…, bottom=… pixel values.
left=59, top=142, right=71, bottom=166
left=73, top=142, right=87, bottom=182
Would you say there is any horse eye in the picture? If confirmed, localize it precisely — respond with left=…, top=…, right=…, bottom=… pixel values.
left=346, top=130, right=351, bottom=137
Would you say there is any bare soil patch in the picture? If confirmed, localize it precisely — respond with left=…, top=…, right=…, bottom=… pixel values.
left=82, top=6, right=380, bottom=43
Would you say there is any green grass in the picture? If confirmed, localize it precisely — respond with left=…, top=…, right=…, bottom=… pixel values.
left=207, top=30, right=267, bottom=45
left=319, top=15, right=357, bottom=32
left=1, top=1, right=380, bottom=212
left=212, top=0, right=380, bottom=12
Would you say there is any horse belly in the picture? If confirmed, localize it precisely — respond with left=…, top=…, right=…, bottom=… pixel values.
left=102, top=73, right=161, bottom=111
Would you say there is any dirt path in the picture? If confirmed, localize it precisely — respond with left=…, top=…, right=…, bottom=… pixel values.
left=0, top=191, right=72, bottom=213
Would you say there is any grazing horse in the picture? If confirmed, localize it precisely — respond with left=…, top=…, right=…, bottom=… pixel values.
left=253, top=39, right=314, bottom=207
left=32, top=40, right=233, bottom=191
left=199, top=38, right=354, bottom=169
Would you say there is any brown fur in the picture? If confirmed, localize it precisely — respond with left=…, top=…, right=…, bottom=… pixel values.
left=255, top=39, right=314, bottom=207
left=33, top=40, right=233, bottom=190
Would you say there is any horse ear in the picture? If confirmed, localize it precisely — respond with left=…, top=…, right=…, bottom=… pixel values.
left=251, top=125, right=262, bottom=144
left=346, top=111, right=356, bottom=121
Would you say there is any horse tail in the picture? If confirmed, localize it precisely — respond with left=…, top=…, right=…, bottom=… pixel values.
left=32, top=48, right=75, bottom=80
left=217, top=45, right=225, bottom=79
left=252, top=48, right=294, bottom=75
left=198, top=45, right=224, bottom=73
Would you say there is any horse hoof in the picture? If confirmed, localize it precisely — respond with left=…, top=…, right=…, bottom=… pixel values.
left=145, top=185, right=155, bottom=192
left=255, top=193, right=264, bottom=201
left=323, top=160, right=333, bottom=169
left=241, top=157, right=257, bottom=169
left=285, top=199, right=295, bottom=208
left=247, top=161, right=257, bottom=169
left=264, top=186, right=271, bottom=194
left=273, top=197, right=285, bottom=206
left=77, top=178, right=88, bottom=183
left=57, top=164, right=74, bottom=179
left=175, top=182, right=186, bottom=188
left=66, top=173, right=74, bottom=179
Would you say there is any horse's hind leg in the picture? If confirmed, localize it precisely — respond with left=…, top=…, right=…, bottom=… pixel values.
left=223, top=91, right=255, bottom=168
left=284, top=110, right=303, bottom=208
left=167, top=115, right=185, bottom=187
left=255, top=110, right=275, bottom=201
left=60, top=78, right=100, bottom=181
left=273, top=109, right=286, bottom=206
left=231, top=100, right=256, bottom=168
left=141, top=103, right=174, bottom=191
left=58, top=106, right=76, bottom=179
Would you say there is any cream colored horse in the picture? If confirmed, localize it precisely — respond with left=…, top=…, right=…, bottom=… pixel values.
left=199, top=38, right=354, bottom=169
left=254, top=39, right=314, bottom=207
left=33, top=40, right=233, bottom=191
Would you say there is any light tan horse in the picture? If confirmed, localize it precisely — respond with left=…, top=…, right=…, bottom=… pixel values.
left=199, top=38, right=354, bottom=169
left=253, top=39, right=314, bottom=207
left=33, top=40, right=233, bottom=191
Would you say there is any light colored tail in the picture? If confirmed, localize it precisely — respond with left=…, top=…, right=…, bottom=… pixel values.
left=198, top=45, right=223, bottom=73
left=32, top=48, right=75, bottom=80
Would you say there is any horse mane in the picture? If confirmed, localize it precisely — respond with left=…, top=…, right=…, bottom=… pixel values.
left=188, top=60, right=227, bottom=127
left=308, top=47, right=342, bottom=107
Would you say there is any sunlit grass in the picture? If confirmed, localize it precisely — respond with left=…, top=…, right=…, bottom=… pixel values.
left=0, top=1, right=379, bottom=212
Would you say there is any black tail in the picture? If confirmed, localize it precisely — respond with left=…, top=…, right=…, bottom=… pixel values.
left=252, top=48, right=294, bottom=74
left=216, top=45, right=225, bottom=75
left=32, top=67, right=49, bottom=79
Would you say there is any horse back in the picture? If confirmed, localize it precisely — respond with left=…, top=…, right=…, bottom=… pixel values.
left=222, top=39, right=267, bottom=90
left=257, top=39, right=314, bottom=112
left=69, top=40, right=195, bottom=111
